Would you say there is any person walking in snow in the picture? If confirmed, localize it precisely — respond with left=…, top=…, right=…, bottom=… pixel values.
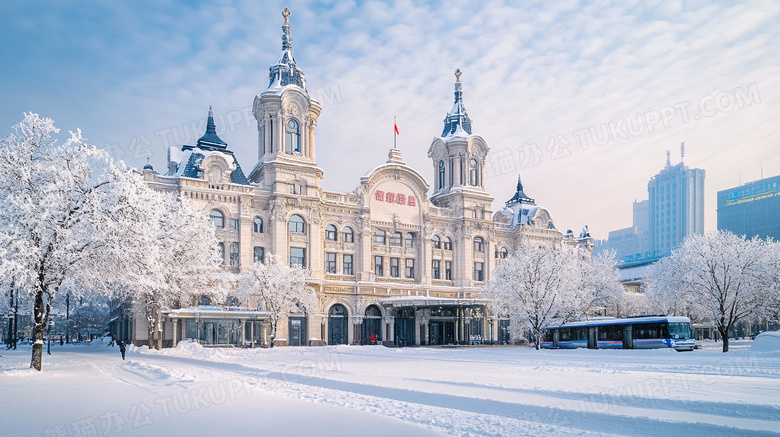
left=118, top=340, right=126, bottom=360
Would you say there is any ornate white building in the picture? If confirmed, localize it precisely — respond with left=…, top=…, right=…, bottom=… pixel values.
left=122, top=9, right=592, bottom=348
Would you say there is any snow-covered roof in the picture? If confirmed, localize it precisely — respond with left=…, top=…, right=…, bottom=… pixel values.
left=378, top=296, right=491, bottom=308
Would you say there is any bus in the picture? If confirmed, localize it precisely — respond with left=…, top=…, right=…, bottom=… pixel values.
left=540, top=316, right=695, bottom=351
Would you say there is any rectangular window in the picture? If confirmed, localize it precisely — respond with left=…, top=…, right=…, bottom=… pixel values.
left=473, top=262, right=484, bottom=282
left=445, top=261, right=452, bottom=280
left=343, top=254, right=353, bottom=275
left=374, top=256, right=383, bottom=276
left=325, top=253, right=337, bottom=273
left=217, top=243, right=225, bottom=265
left=229, top=242, right=240, bottom=267
left=229, top=219, right=240, bottom=231
left=405, top=259, right=415, bottom=279
left=390, top=258, right=400, bottom=278
left=290, top=247, right=306, bottom=267
left=390, top=232, right=402, bottom=247
left=432, top=260, right=440, bottom=279
left=253, top=246, right=265, bottom=263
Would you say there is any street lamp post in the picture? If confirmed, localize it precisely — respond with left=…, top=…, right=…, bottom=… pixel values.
left=65, top=292, right=70, bottom=344
left=47, top=319, right=54, bottom=355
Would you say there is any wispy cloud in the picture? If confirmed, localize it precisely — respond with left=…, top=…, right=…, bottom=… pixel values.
left=1, top=0, right=778, bottom=237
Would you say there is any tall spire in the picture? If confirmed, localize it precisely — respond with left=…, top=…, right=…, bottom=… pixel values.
left=441, top=68, right=473, bottom=137
left=268, top=8, right=306, bottom=90
left=197, top=105, right=227, bottom=150
left=505, top=174, right=535, bottom=206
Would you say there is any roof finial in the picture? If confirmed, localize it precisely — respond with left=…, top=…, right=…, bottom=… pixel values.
left=680, top=140, right=685, bottom=162
left=516, top=174, right=524, bottom=192
left=455, top=68, right=462, bottom=84
left=666, top=150, right=671, bottom=168
left=281, top=8, right=292, bottom=51
left=208, top=105, right=213, bottom=118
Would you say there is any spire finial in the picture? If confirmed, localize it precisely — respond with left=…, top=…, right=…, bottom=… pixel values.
left=680, top=140, right=685, bottom=162
left=455, top=68, right=462, bottom=84
left=516, top=174, right=524, bottom=192
left=666, top=150, right=671, bottom=168
left=281, top=8, right=292, bottom=51
left=208, top=105, right=213, bottom=118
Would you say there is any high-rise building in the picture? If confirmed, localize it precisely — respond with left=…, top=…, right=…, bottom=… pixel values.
left=717, top=175, right=780, bottom=241
left=647, top=146, right=705, bottom=256
left=597, top=145, right=705, bottom=263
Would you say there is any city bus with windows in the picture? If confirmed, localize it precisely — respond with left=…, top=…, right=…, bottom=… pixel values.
left=540, top=316, right=695, bottom=351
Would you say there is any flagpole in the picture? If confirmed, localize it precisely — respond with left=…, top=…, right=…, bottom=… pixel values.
left=394, top=116, right=397, bottom=150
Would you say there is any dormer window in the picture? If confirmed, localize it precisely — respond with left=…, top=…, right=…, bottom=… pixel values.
left=285, top=118, right=301, bottom=154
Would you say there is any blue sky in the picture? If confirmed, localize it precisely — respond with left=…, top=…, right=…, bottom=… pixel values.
left=1, top=0, right=778, bottom=238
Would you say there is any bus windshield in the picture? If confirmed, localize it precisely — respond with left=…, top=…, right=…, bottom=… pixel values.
left=667, top=322, right=692, bottom=339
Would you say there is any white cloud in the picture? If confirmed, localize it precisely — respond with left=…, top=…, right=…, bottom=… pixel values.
left=1, top=0, right=778, bottom=238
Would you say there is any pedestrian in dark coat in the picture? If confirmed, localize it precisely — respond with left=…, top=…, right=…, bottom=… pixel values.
left=119, top=340, right=126, bottom=360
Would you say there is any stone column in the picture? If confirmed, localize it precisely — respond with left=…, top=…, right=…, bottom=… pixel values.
left=239, top=319, right=245, bottom=347
left=384, top=316, right=394, bottom=344
left=171, top=319, right=178, bottom=347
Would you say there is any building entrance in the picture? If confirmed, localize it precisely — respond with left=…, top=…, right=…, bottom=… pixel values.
left=428, top=321, right=455, bottom=345
left=288, top=317, right=306, bottom=346
left=328, top=304, right=348, bottom=345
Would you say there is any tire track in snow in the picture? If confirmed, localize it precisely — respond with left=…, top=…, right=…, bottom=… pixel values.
left=134, top=352, right=779, bottom=437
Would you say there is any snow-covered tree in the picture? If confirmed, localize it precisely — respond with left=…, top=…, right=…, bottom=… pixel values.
left=650, top=231, right=776, bottom=352
left=589, top=251, right=644, bottom=317
left=238, top=254, right=318, bottom=347
left=102, top=175, right=225, bottom=349
left=485, top=246, right=600, bottom=349
left=0, top=114, right=122, bottom=370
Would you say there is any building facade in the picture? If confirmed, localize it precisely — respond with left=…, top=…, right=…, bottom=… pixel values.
left=121, top=9, right=592, bottom=348
left=717, top=175, right=780, bottom=241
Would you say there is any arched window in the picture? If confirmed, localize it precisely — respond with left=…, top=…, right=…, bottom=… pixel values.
left=289, top=214, right=305, bottom=234
left=343, top=226, right=354, bottom=243
left=209, top=210, right=224, bottom=228
left=474, top=237, right=484, bottom=253
left=325, top=224, right=338, bottom=241
left=500, top=247, right=508, bottom=259
left=405, top=232, right=416, bottom=248
left=390, top=231, right=402, bottom=246
left=253, top=217, right=263, bottom=233
left=444, top=237, right=453, bottom=251
left=432, top=235, right=441, bottom=249
left=285, top=118, right=301, bottom=154
left=469, top=158, right=479, bottom=186
left=438, top=159, right=445, bottom=189
left=374, top=229, right=386, bottom=245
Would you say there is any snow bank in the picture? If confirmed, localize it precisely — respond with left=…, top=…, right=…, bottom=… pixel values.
left=751, top=331, right=780, bottom=352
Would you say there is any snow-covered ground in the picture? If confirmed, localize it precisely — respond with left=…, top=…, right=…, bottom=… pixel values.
left=1, top=340, right=779, bottom=436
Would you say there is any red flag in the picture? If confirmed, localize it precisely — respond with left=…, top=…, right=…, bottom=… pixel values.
left=394, top=123, right=399, bottom=135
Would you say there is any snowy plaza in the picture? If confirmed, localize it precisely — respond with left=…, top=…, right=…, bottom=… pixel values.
left=2, top=340, right=779, bottom=436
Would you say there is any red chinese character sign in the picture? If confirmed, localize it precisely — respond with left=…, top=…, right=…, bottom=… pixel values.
left=369, top=181, right=421, bottom=224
